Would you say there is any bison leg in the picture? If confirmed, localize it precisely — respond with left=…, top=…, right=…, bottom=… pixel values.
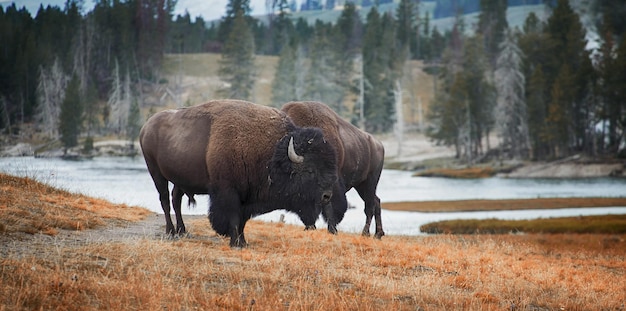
left=145, top=161, right=175, bottom=235
left=154, top=177, right=175, bottom=235
left=356, top=186, right=384, bottom=239
left=229, top=216, right=247, bottom=248
left=372, top=196, right=385, bottom=239
left=171, top=186, right=186, bottom=235
left=209, top=190, right=248, bottom=248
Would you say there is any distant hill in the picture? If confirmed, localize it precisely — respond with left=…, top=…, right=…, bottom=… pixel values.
left=256, top=2, right=549, bottom=35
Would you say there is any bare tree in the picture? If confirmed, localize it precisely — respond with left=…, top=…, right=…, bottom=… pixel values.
left=393, top=80, right=404, bottom=157
left=36, top=58, right=68, bottom=138
left=107, top=60, right=131, bottom=136
left=495, top=28, right=528, bottom=159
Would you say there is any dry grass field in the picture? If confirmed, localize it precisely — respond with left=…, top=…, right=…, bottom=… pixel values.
left=1, top=172, right=625, bottom=310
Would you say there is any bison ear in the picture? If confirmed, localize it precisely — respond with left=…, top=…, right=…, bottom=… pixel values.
left=288, top=137, right=304, bottom=163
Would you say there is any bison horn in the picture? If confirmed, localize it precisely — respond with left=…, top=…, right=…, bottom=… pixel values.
left=288, top=137, right=304, bottom=163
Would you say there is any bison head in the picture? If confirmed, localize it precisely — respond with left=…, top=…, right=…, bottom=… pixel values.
left=268, top=127, right=338, bottom=228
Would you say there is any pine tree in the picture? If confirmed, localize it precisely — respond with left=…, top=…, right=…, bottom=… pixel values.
left=135, top=0, right=175, bottom=80
left=426, top=21, right=467, bottom=155
left=614, top=36, right=626, bottom=152
left=396, top=0, right=416, bottom=60
left=526, top=65, right=547, bottom=159
left=218, top=7, right=256, bottom=100
left=545, top=65, right=574, bottom=158
left=362, top=9, right=396, bottom=133
left=59, top=75, right=83, bottom=152
left=271, top=42, right=297, bottom=106
left=495, top=28, right=528, bottom=159
left=218, top=0, right=252, bottom=43
left=266, top=0, right=294, bottom=55
left=331, top=2, right=362, bottom=115
left=461, top=34, right=495, bottom=158
left=543, top=0, right=589, bottom=156
left=519, top=12, right=550, bottom=159
left=477, top=0, right=508, bottom=68
left=601, top=34, right=626, bottom=153
left=426, top=72, right=469, bottom=158
left=304, top=21, right=340, bottom=108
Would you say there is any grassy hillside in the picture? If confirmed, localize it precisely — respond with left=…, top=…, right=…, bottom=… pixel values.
left=1, top=172, right=625, bottom=310
left=159, top=53, right=434, bottom=126
left=159, top=53, right=279, bottom=108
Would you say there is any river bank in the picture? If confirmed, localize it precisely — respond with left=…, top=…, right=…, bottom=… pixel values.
left=380, top=133, right=625, bottom=178
left=2, top=133, right=625, bottom=178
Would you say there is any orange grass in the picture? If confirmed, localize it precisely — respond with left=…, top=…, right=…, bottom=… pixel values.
left=1, top=173, right=625, bottom=310
left=383, top=197, right=626, bottom=212
left=2, top=218, right=625, bottom=310
left=0, top=172, right=151, bottom=235
left=413, top=167, right=496, bottom=178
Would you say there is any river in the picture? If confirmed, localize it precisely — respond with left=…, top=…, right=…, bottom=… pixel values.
left=1, top=156, right=625, bottom=235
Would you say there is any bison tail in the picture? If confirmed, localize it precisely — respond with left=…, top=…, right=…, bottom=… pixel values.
left=187, top=194, right=197, bottom=208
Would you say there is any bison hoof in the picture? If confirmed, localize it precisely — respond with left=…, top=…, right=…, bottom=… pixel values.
left=230, top=240, right=248, bottom=248
left=361, top=230, right=371, bottom=237
left=374, top=231, right=385, bottom=239
left=304, top=225, right=316, bottom=231
left=327, top=225, right=338, bottom=235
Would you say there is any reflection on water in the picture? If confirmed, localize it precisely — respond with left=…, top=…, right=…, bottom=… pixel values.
left=1, top=156, right=625, bottom=235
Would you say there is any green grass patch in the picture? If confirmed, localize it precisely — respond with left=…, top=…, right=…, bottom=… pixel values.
left=420, top=214, right=626, bottom=234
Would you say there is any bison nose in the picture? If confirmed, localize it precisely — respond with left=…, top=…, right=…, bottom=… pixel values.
left=321, top=191, right=332, bottom=204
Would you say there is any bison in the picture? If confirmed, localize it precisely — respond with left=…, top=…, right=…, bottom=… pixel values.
left=139, top=99, right=338, bottom=247
left=281, top=101, right=385, bottom=238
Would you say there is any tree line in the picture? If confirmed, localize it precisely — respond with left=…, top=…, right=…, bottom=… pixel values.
left=0, top=0, right=625, bottom=161
left=426, top=0, right=626, bottom=161
left=0, top=0, right=172, bottom=153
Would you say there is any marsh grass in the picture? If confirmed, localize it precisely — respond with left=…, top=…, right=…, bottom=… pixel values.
left=1, top=173, right=625, bottom=310
left=421, top=215, right=626, bottom=234
left=413, top=167, right=497, bottom=178
left=384, top=197, right=626, bottom=212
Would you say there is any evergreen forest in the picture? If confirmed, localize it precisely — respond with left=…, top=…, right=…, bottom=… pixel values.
left=0, top=0, right=624, bottom=161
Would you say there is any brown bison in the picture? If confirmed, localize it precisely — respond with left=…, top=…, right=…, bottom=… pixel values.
left=281, top=101, right=385, bottom=238
left=139, top=100, right=338, bottom=247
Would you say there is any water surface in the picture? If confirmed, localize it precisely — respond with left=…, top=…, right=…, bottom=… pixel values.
left=1, top=156, right=625, bottom=235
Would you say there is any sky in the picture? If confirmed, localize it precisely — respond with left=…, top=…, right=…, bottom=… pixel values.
left=1, top=0, right=272, bottom=21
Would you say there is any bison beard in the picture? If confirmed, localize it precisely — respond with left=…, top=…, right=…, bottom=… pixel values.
left=208, top=128, right=337, bottom=246
left=140, top=100, right=338, bottom=248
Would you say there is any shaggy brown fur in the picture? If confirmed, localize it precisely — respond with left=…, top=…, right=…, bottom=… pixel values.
left=140, top=100, right=338, bottom=247
left=282, top=101, right=385, bottom=238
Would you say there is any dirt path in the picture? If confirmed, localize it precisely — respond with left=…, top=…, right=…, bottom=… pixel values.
left=0, top=214, right=211, bottom=259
